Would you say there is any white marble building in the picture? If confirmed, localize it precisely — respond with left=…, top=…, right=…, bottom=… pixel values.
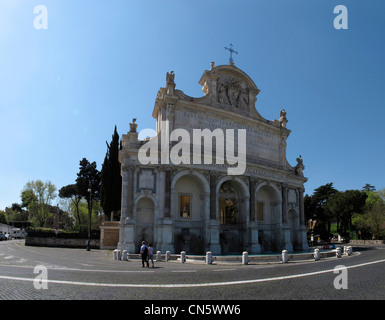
left=117, top=62, right=308, bottom=254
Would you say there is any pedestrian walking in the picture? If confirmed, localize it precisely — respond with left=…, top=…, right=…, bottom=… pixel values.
left=148, top=243, right=154, bottom=268
left=140, top=241, right=149, bottom=268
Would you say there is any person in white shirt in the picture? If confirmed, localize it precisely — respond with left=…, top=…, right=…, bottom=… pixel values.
left=148, top=243, right=154, bottom=268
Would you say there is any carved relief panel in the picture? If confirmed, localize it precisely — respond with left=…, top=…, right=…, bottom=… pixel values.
left=217, top=76, right=250, bottom=111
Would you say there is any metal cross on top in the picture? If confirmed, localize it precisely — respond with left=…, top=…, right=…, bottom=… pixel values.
left=225, top=43, right=238, bottom=66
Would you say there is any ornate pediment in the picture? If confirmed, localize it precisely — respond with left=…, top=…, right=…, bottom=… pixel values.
left=153, top=63, right=273, bottom=123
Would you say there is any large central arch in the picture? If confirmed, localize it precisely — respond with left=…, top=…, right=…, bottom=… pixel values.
left=171, top=170, right=210, bottom=254
left=216, top=177, right=249, bottom=254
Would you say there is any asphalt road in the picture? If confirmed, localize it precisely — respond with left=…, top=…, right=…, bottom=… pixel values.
left=1, top=240, right=385, bottom=303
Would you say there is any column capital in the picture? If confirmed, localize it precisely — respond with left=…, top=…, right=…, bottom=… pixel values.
left=121, top=163, right=136, bottom=172
left=297, top=186, right=305, bottom=194
left=249, top=176, right=259, bottom=184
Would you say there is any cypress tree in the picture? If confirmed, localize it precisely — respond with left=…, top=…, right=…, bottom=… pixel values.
left=100, top=126, right=122, bottom=220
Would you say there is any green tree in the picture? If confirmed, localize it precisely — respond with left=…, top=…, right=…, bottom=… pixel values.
left=21, top=189, right=37, bottom=210
left=100, top=125, right=122, bottom=220
left=74, top=199, right=102, bottom=231
left=46, top=204, right=74, bottom=229
left=76, top=158, right=101, bottom=206
left=11, top=203, right=23, bottom=213
left=304, top=183, right=338, bottom=238
left=21, top=180, right=57, bottom=227
left=75, top=158, right=101, bottom=235
left=6, top=205, right=29, bottom=226
left=362, top=184, right=376, bottom=192
left=353, top=188, right=385, bottom=239
left=0, top=210, right=7, bottom=224
left=59, top=184, right=82, bottom=226
left=326, top=190, right=367, bottom=236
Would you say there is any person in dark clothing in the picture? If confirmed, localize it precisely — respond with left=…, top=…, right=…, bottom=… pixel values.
left=140, top=241, right=149, bottom=267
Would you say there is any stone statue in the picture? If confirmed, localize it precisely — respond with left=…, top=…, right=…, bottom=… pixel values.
left=217, top=82, right=228, bottom=105
left=296, top=155, right=303, bottom=166
left=129, top=118, right=137, bottom=133
left=238, top=90, right=249, bottom=111
left=228, top=81, right=240, bottom=107
left=279, top=109, right=288, bottom=128
left=166, top=71, right=176, bottom=94
left=166, top=71, right=175, bottom=85
left=295, top=155, right=304, bottom=175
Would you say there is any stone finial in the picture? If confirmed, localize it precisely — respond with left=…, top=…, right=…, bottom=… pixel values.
left=210, top=61, right=215, bottom=70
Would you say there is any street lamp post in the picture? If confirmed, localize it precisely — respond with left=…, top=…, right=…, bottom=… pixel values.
left=87, top=182, right=92, bottom=251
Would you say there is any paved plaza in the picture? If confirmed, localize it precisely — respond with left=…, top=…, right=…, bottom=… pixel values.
left=1, top=240, right=385, bottom=302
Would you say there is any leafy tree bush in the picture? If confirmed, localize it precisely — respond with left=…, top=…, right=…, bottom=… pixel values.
left=21, top=180, right=57, bottom=228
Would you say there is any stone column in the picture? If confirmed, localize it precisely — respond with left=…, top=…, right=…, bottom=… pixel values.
left=209, top=172, right=218, bottom=220
left=120, top=164, right=135, bottom=220
left=203, top=191, right=211, bottom=252
left=248, top=177, right=261, bottom=253
left=281, top=184, right=288, bottom=225
left=281, top=184, right=292, bottom=251
left=164, top=169, right=172, bottom=218
left=120, top=166, right=128, bottom=221
left=298, top=187, right=308, bottom=251
left=298, top=187, right=305, bottom=226
left=157, top=166, right=173, bottom=253
left=249, top=178, right=256, bottom=222
left=158, top=167, right=166, bottom=218
left=208, top=171, right=220, bottom=254
left=118, top=164, right=136, bottom=252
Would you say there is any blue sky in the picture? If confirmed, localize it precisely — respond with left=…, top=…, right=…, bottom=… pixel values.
left=1, top=0, right=385, bottom=210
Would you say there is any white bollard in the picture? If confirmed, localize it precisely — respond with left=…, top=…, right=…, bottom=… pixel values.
left=180, top=251, right=186, bottom=263
left=314, top=248, right=320, bottom=261
left=117, top=250, right=121, bottom=261
left=156, top=250, right=162, bottom=261
left=122, top=250, right=128, bottom=261
left=282, top=250, right=288, bottom=263
left=347, top=246, right=353, bottom=256
left=335, top=247, right=341, bottom=258
left=206, top=251, right=212, bottom=264
left=113, top=249, right=118, bottom=260
left=166, top=251, right=171, bottom=261
left=242, top=251, right=248, bottom=265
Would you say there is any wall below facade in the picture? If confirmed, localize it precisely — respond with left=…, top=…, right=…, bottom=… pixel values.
left=100, top=221, right=120, bottom=249
left=349, top=240, right=385, bottom=245
left=25, top=236, right=100, bottom=249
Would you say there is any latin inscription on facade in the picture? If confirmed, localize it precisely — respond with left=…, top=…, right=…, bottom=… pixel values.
left=175, top=110, right=280, bottom=163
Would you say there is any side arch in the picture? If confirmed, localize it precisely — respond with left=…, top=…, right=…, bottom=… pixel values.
left=171, top=170, right=210, bottom=194
left=255, top=181, right=283, bottom=252
left=133, top=195, right=158, bottom=253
